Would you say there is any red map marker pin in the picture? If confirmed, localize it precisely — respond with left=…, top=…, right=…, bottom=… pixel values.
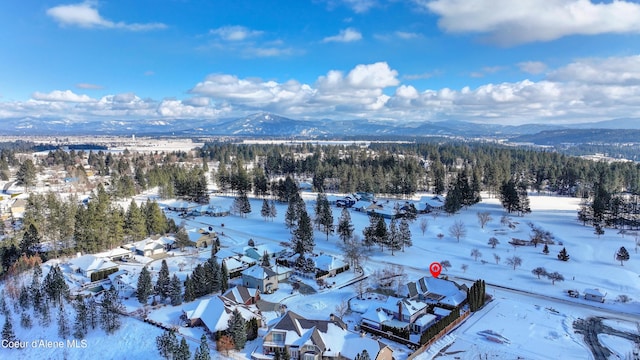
left=429, top=262, right=442, bottom=278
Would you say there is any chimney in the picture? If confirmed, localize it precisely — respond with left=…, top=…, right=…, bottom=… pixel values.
left=397, top=300, right=403, bottom=321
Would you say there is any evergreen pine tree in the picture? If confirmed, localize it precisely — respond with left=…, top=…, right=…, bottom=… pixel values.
left=125, top=199, right=147, bottom=241
left=293, top=210, right=314, bottom=256
left=500, top=180, right=520, bottom=214
left=193, top=333, right=211, bottom=360
left=57, top=301, right=71, bottom=339
left=175, top=337, right=191, bottom=360
left=20, top=223, right=42, bottom=256
left=337, top=208, right=354, bottom=243
left=387, top=218, right=401, bottom=255
left=44, top=264, right=70, bottom=304
left=100, top=287, right=123, bottom=334
left=269, top=200, right=277, bottom=221
left=145, top=200, right=168, bottom=235
left=399, top=218, right=412, bottom=251
left=20, top=311, right=32, bottom=329
left=374, top=216, right=389, bottom=251
left=39, top=298, right=51, bottom=326
left=517, top=183, right=531, bottom=215
left=318, top=194, right=334, bottom=240
left=137, top=266, right=153, bottom=304
left=156, top=329, right=179, bottom=359
left=221, top=261, right=229, bottom=292
left=169, top=274, right=183, bottom=306
left=183, top=275, right=196, bottom=302
left=19, top=286, right=30, bottom=310
left=284, top=198, right=298, bottom=229
left=87, top=297, right=98, bottom=329
left=227, top=309, right=247, bottom=350
left=557, top=247, right=570, bottom=261
left=2, top=315, right=16, bottom=343
left=175, top=226, right=190, bottom=251
left=73, top=297, right=89, bottom=339
left=261, top=199, right=270, bottom=221
left=261, top=250, right=271, bottom=267
left=616, top=246, right=630, bottom=266
left=155, top=260, right=171, bottom=300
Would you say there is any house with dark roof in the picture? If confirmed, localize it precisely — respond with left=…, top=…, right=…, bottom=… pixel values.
left=222, top=285, right=260, bottom=305
left=401, top=276, right=467, bottom=308
left=258, top=311, right=392, bottom=360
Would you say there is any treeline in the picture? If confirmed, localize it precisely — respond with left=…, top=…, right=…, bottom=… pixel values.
left=0, top=185, right=176, bottom=273
left=200, top=141, right=640, bottom=197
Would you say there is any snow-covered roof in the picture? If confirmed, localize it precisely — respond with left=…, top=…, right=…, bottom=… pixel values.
left=185, top=296, right=258, bottom=332
left=420, top=195, right=446, bottom=208
left=222, top=286, right=259, bottom=304
left=314, top=254, right=347, bottom=272
left=96, top=247, right=132, bottom=259
left=584, top=288, right=606, bottom=297
left=107, top=269, right=137, bottom=287
left=414, top=313, right=437, bottom=326
left=404, top=276, right=467, bottom=307
left=241, top=265, right=277, bottom=279
left=68, top=255, right=118, bottom=274
left=382, top=296, right=428, bottom=318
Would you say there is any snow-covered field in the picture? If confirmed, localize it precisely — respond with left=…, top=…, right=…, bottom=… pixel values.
left=2, top=191, right=639, bottom=359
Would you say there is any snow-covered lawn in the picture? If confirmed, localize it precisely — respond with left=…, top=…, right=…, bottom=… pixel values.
left=3, top=191, right=640, bottom=359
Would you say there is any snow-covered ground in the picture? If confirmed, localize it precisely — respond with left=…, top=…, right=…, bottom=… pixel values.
left=2, top=191, right=639, bottom=359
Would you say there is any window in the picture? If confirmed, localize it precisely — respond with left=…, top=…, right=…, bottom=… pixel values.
left=272, top=332, right=284, bottom=342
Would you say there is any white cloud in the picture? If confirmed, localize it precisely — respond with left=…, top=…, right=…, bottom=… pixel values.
left=548, top=55, right=640, bottom=85
left=32, top=90, right=95, bottom=103
left=518, top=61, right=547, bottom=75
left=209, top=26, right=263, bottom=41
left=47, top=2, right=166, bottom=31
left=420, top=0, right=640, bottom=45
left=9, top=57, right=640, bottom=125
left=323, top=28, right=363, bottom=43
left=76, top=83, right=104, bottom=90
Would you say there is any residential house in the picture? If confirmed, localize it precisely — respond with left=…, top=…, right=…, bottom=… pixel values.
left=68, top=255, right=118, bottom=280
left=584, top=288, right=606, bottom=303
left=131, top=236, right=175, bottom=257
left=241, top=265, right=278, bottom=293
left=9, top=198, right=27, bottom=219
left=418, top=195, right=445, bottom=213
left=314, top=254, right=349, bottom=276
left=99, top=247, right=133, bottom=261
left=107, top=269, right=137, bottom=296
left=402, top=276, right=467, bottom=308
left=222, top=286, right=260, bottom=305
left=245, top=243, right=287, bottom=262
left=183, top=296, right=260, bottom=333
left=259, top=311, right=392, bottom=360
left=187, top=228, right=216, bottom=248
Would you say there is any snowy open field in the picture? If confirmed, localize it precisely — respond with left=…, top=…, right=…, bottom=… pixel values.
left=2, top=191, right=639, bottom=359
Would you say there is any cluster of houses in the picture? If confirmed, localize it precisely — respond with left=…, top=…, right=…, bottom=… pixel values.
left=162, top=199, right=230, bottom=217
left=360, top=276, right=467, bottom=335
left=332, top=193, right=446, bottom=219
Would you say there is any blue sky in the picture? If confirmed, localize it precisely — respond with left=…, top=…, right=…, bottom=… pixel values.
left=2, top=0, right=640, bottom=126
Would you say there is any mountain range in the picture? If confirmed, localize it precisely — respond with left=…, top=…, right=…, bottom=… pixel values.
left=3, top=113, right=640, bottom=144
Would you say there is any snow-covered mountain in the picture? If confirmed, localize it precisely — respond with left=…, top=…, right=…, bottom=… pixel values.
left=2, top=112, right=639, bottom=138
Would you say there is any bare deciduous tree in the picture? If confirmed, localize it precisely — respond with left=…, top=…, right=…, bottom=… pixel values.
left=471, top=249, right=482, bottom=261
left=531, top=267, right=547, bottom=279
left=506, top=256, right=522, bottom=270
left=440, top=260, right=451, bottom=271
left=461, top=264, right=468, bottom=273
left=419, top=218, right=429, bottom=236
left=488, top=237, right=500, bottom=248
left=449, top=220, right=467, bottom=242
left=477, top=211, right=493, bottom=229
left=334, top=300, right=349, bottom=317
left=547, top=271, right=564, bottom=285
left=493, top=253, right=500, bottom=264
